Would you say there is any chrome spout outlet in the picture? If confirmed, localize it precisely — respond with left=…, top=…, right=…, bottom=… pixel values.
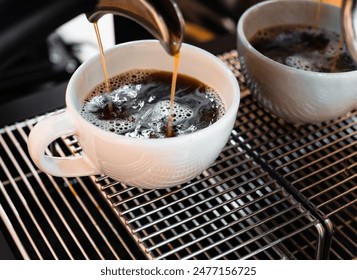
left=87, top=0, right=185, bottom=55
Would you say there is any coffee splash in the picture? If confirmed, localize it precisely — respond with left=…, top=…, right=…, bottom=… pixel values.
left=88, top=22, right=224, bottom=138
left=93, top=21, right=182, bottom=137
left=80, top=70, right=224, bottom=139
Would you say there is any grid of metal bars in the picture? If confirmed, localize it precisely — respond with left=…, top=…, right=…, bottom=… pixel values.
left=92, top=137, right=323, bottom=260
left=0, top=50, right=355, bottom=260
left=233, top=96, right=357, bottom=260
left=0, top=105, right=324, bottom=260
left=0, top=114, right=145, bottom=260
left=223, top=50, right=356, bottom=260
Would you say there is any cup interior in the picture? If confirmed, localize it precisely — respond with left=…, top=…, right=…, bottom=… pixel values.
left=240, top=0, right=340, bottom=50
left=67, top=40, right=239, bottom=121
left=237, top=0, right=357, bottom=124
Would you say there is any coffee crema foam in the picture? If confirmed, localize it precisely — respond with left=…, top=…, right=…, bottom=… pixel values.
left=80, top=69, right=225, bottom=139
left=250, top=24, right=357, bottom=73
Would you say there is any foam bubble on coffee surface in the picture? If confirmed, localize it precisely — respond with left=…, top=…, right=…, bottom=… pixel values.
left=250, top=25, right=357, bottom=73
left=125, top=100, right=195, bottom=138
left=284, top=31, right=342, bottom=72
left=80, top=69, right=224, bottom=139
left=285, top=53, right=332, bottom=72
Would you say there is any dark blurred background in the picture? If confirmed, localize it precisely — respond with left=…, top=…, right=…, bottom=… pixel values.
left=0, top=0, right=262, bottom=125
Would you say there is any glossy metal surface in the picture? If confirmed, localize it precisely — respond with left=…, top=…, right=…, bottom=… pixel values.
left=87, top=0, right=185, bottom=55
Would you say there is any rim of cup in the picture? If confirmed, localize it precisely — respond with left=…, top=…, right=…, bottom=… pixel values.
left=237, top=0, right=357, bottom=77
left=66, top=40, right=241, bottom=143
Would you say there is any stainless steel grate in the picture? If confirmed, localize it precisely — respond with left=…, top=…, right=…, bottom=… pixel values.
left=0, top=114, right=145, bottom=260
left=234, top=89, right=357, bottom=260
left=1, top=50, right=355, bottom=260
left=0, top=109, right=324, bottom=260
left=91, top=138, right=323, bottom=260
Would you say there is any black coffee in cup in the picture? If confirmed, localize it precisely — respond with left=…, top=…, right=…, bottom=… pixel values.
left=80, top=69, right=225, bottom=139
left=249, top=24, right=357, bottom=73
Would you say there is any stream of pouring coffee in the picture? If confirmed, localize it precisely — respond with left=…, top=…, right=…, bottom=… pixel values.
left=315, top=0, right=343, bottom=72
left=166, top=52, right=180, bottom=137
left=93, top=22, right=180, bottom=137
left=93, top=22, right=111, bottom=93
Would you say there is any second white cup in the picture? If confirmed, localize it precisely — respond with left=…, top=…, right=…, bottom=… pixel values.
left=237, top=0, right=357, bottom=124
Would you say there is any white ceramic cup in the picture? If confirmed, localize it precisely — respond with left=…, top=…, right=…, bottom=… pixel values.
left=237, top=0, right=357, bottom=124
left=28, top=40, right=240, bottom=189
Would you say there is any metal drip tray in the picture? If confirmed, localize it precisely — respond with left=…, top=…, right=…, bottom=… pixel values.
left=0, top=50, right=356, bottom=260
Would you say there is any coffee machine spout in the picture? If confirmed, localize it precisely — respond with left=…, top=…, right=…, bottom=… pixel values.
left=86, top=0, right=185, bottom=55
left=342, top=0, right=357, bottom=62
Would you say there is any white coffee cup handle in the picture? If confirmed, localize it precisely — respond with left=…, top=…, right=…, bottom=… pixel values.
left=28, top=110, right=100, bottom=177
